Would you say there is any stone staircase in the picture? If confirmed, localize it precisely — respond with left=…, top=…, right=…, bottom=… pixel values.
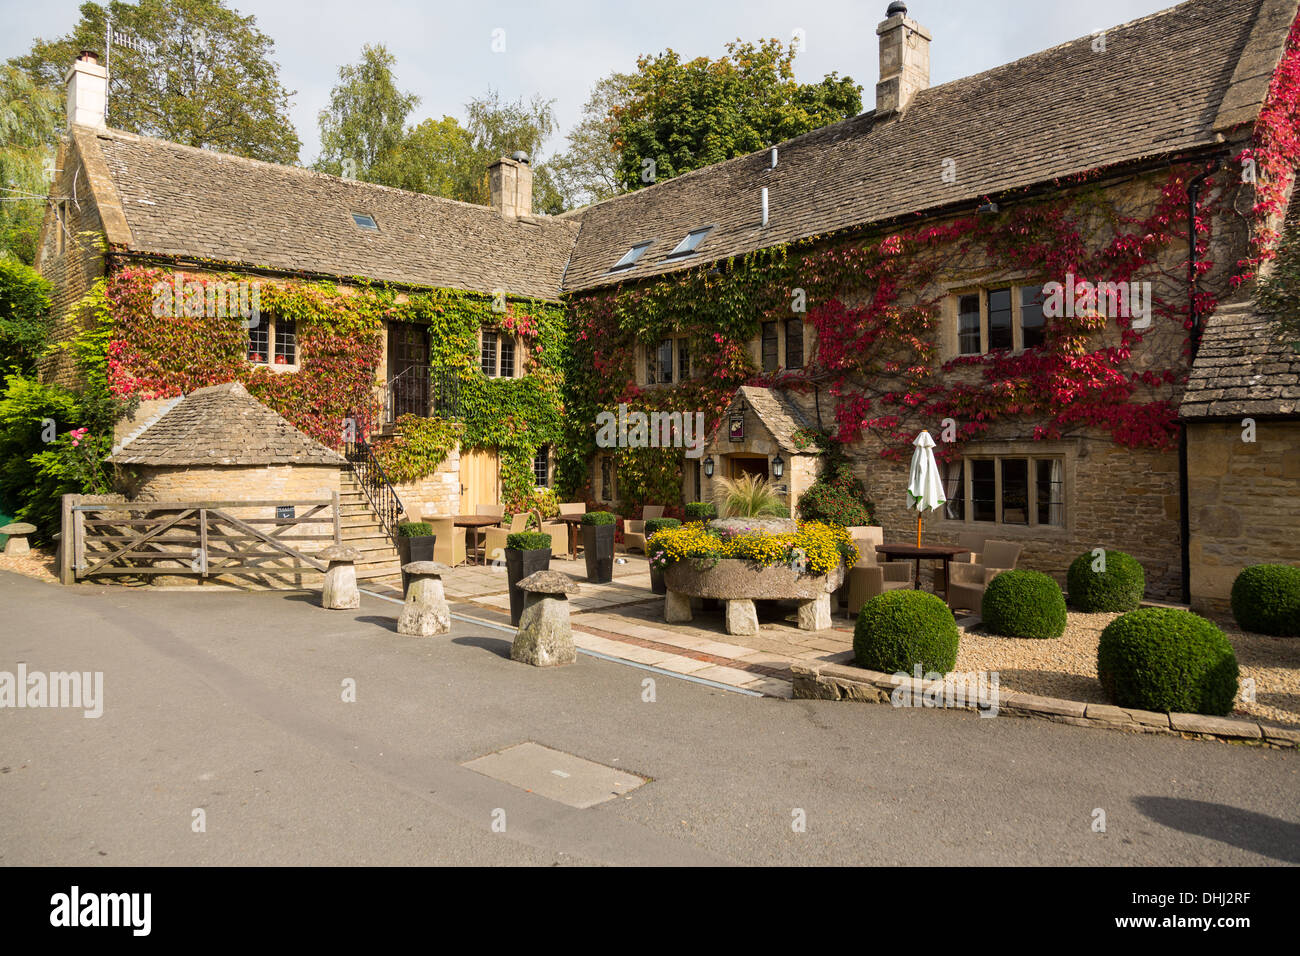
left=339, top=471, right=404, bottom=585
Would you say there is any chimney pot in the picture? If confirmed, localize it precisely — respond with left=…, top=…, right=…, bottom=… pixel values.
left=488, top=154, right=534, bottom=218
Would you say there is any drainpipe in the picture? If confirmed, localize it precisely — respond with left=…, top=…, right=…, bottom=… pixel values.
left=1178, top=158, right=1223, bottom=606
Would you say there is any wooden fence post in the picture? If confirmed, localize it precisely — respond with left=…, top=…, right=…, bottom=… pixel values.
left=58, top=494, right=78, bottom=585
left=332, top=490, right=342, bottom=545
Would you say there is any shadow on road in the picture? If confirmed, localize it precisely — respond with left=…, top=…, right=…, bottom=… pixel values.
left=357, top=615, right=398, bottom=633
left=452, top=634, right=512, bottom=659
left=1132, top=796, right=1300, bottom=863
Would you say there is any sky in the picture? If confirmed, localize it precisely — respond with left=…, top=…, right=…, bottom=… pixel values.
left=1, top=0, right=1180, bottom=165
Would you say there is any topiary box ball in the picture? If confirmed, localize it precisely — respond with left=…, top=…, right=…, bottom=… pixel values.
left=853, top=589, right=959, bottom=675
left=1230, top=564, right=1300, bottom=637
left=1066, top=549, right=1145, bottom=612
left=981, top=569, right=1067, bottom=639
left=1096, top=607, right=1239, bottom=716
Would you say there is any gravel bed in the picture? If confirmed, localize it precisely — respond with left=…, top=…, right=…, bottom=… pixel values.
left=0, top=547, right=58, bottom=584
left=955, top=610, right=1300, bottom=729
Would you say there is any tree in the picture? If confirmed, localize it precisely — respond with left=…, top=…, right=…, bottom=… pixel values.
left=0, top=65, right=61, bottom=263
left=314, top=43, right=417, bottom=181
left=373, top=116, right=479, bottom=199
left=0, top=257, right=52, bottom=374
left=10, top=0, right=301, bottom=165
left=611, top=38, right=861, bottom=192
left=549, top=72, right=635, bottom=209
left=465, top=89, right=563, bottom=213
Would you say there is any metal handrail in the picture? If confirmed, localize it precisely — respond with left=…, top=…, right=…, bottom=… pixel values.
left=384, top=364, right=461, bottom=424
left=342, top=421, right=406, bottom=540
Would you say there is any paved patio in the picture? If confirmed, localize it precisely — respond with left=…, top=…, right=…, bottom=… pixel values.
left=364, top=553, right=860, bottom=698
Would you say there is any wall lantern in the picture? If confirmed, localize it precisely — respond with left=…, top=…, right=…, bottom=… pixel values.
left=703, top=456, right=714, bottom=478
left=771, top=454, right=785, bottom=479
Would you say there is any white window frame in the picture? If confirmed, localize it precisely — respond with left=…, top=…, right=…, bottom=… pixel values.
left=247, top=314, right=299, bottom=371
left=479, top=328, right=521, bottom=378
left=642, top=335, right=692, bottom=386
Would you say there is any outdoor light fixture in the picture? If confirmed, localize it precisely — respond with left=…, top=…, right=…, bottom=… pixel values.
left=978, top=201, right=1000, bottom=215
left=703, top=456, right=714, bottom=478
left=772, top=454, right=785, bottom=479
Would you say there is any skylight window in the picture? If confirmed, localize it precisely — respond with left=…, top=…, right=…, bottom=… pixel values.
left=610, top=241, right=652, bottom=271
left=352, top=212, right=379, bottom=231
left=666, top=227, right=712, bottom=258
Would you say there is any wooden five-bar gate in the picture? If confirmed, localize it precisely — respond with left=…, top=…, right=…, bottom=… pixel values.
left=59, top=495, right=342, bottom=586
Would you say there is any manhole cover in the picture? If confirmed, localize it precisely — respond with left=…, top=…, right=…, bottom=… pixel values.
left=462, top=742, right=647, bottom=808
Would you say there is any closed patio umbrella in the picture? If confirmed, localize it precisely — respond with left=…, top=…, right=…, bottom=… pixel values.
left=906, top=430, right=946, bottom=546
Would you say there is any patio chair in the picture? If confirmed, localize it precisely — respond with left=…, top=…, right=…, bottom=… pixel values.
left=540, top=516, right=572, bottom=559
left=482, top=513, right=530, bottom=565
left=623, top=505, right=666, bottom=554
left=424, top=517, right=467, bottom=567
left=844, top=527, right=913, bottom=613
left=475, top=504, right=505, bottom=522
left=946, top=540, right=1023, bottom=613
left=558, top=501, right=586, bottom=555
left=932, top=531, right=989, bottom=592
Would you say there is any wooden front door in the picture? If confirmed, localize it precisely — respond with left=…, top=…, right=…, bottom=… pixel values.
left=386, top=323, right=430, bottom=421
left=460, top=448, right=500, bottom=512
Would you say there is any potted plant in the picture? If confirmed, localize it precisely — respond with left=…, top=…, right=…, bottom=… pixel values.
left=644, top=517, right=681, bottom=595
left=582, top=511, right=617, bottom=583
left=397, top=521, right=436, bottom=591
left=505, top=531, right=552, bottom=625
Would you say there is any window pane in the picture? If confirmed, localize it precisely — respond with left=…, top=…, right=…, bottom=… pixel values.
left=500, top=336, right=515, bottom=378
left=943, top=460, right=965, bottom=520
left=248, top=324, right=268, bottom=363
left=600, top=458, right=612, bottom=500
left=958, top=294, right=981, bottom=355
left=1001, top=458, right=1029, bottom=525
left=677, top=339, right=689, bottom=382
left=1021, top=286, right=1046, bottom=350
left=274, top=319, right=296, bottom=365
left=1036, top=458, right=1064, bottom=526
left=971, top=460, right=996, bottom=523
left=988, top=288, right=1013, bottom=351
left=762, top=322, right=778, bottom=372
left=480, top=331, right=498, bottom=376
left=785, top=319, right=804, bottom=368
left=657, top=338, right=673, bottom=383
left=533, top=446, right=549, bottom=486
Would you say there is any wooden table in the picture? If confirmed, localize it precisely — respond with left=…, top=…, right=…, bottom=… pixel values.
left=876, top=543, right=970, bottom=596
left=454, top=514, right=502, bottom=565
left=555, top=514, right=584, bottom=557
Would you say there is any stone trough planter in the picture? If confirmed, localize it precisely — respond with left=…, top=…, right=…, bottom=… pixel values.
left=663, top=558, right=846, bottom=636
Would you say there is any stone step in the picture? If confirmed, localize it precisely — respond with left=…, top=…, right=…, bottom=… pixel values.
left=340, top=535, right=396, bottom=552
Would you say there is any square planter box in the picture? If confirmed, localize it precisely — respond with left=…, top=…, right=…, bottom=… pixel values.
left=583, top=524, right=616, bottom=584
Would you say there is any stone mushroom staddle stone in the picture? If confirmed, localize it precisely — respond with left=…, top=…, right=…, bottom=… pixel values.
left=511, top=570, right=579, bottom=667
left=319, top=544, right=362, bottom=610
left=398, top=561, right=451, bottom=637
left=1, top=523, right=35, bottom=556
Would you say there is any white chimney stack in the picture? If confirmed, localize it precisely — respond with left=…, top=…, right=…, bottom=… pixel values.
left=66, top=51, right=107, bottom=130
left=876, top=2, right=931, bottom=117
left=761, top=187, right=769, bottom=227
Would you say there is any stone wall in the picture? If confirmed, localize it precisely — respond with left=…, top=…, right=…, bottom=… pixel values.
left=392, top=446, right=461, bottom=520
left=1187, top=419, right=1300, bottom=614
left=35, top=137, right=108, bottom=388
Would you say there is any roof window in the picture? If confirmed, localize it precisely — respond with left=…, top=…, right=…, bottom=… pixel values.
left=352, top=212, right=379, bottom=231
left=666, top=227, right=713, bottom=258
left=610, top=241, right=653, bottom=271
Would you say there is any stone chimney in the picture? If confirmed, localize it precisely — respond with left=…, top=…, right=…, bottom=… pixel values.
left=488, top=152, right=534, bottom=218
left=66, top=51, right=107, bottom=130
left=875, top=2, right=931, bottom=117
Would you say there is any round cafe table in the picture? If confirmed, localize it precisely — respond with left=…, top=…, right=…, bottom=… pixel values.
left=454, top=514, right=502, bottom=564
left=876, top=543, right=970, bottom=596
left=555, top=514, right=584, bottom=556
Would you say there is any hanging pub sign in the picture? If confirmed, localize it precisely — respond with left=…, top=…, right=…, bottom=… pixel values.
left=728, top=414, right=744, bottom=442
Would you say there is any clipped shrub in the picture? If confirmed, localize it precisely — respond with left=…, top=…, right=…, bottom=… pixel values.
left=1096, top=608, right=1239, bottom=716
left=685, top=502, right=717, bottom=521
left=506, top=531, right=551, bottom=551
left=1230, top=564, right=1300, bottom=636
left=1066, top=549, right=1145, bottom=612
left=981, top=569, right=1067, bottom=639
left=644, top=517, right=681, bottom=537
left=853, top=590, right=959, bottom=675
left=797, top=463, right=876, bottom=527
left=582, top=510, right=617, bottom=526
left=398, top=522, right=433, bottom=537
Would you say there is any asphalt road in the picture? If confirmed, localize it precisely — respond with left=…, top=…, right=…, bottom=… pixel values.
left=1, top=570, right=1296, bottom=866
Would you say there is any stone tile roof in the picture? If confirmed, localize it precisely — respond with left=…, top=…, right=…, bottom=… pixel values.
left=108, top=381, right=345, bottom=466
left=1180, top=302, right=1300, bottom=419
left=77, top=128, right=580, bottom=301
left=726, top=386, right=820, bottom=453
left=561, top=0, right=1294, bottom=291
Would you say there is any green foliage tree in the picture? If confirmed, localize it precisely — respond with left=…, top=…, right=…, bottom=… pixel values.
left=11, top=0, right=300, bottom=164
left=611, top=38, right=861, bottom=192
left=374, top=115, right=479, bottom=199
left=0, top=65, right=61, bottom=263
left=549, top=71, right=634, bottom=209
left=314, top=43, right=417, bottom=180
left=0, top=258, right=53, bottom=374
left=464, top=89, right=563, bottom=213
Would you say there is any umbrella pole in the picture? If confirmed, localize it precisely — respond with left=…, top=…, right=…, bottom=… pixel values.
left=916, top=512, right=922, bottom=547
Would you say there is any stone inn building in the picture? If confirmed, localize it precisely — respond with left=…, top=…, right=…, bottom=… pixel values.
left=32, top=0, right=1300, bottom=609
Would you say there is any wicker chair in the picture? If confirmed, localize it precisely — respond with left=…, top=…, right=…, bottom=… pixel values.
left=844, top=526, right=913, bottom=613
left=424, top=517, right=466, bottom=567
left=558, top=502, right=586, bottom=554
left=946, top=540, right=1023, bottom=613
left=623, top=505, right=666, bottom=554
left=475, top=504, right=505, bottom=521
left=932, top=531, right=990, bottom=592
left=482, top=513, right=530, bottom=565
